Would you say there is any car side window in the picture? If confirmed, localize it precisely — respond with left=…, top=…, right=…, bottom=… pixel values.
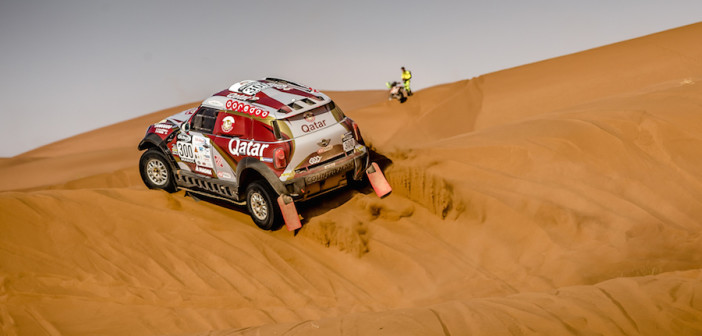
left=190, top=107, right=218, bottom=134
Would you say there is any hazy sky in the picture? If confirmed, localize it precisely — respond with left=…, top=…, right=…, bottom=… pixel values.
left=1, top=0, right=701, bottom=157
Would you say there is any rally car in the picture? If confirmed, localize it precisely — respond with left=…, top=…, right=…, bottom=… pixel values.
left=138, top=78, right=391, bottom=231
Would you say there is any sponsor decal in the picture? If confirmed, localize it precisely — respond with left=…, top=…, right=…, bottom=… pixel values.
left=301, top=119, right=327, bottom=133
left=177, top=133, right=191, bottom=142
left=204, top=98, right=224, bottom=107
left=317, top=145, right=333, bottom=154
left=269, top=83, right=292, bottom=91
left=303, top=112, right=315, bottom=123
left=227, top=92, right=259, bottom=101
left=237, top=81, right=269, bottom=95
left=195, top=166, right=212, bottom=176
left=228, top=139, right=270, bottom=157
left=155, top=123, right=172, bottom=129
left=309, top=156, right=322, bottom=165
left=305, top=161, right=353, bottom=184
left=190, top=134, right=213, bottom=168
left=214, top=154, right=224, bottom=168
left=176, top=142, right=195, bottom=162
left=193, top=134, right=208, bottom=146
left=155, top=128, right=169, bottom=135
left=217, top=171, right=232, bottom=179
left=195, top=150, right=213, bottom=168
left=260, top=157, right=273, bottom=163
left=281, top=172, right=295, bottom=180
left=221, top=116, right=235, bottom=133
left=225, top=100, right=269, bottom=118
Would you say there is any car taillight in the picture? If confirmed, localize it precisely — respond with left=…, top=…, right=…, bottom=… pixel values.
left=352, top=122, right=363, bottom=142
left=274, top=148, right=287, bottom=169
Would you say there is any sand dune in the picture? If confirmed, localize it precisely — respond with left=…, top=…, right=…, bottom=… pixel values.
left=2, top=23, right=702, bottom=335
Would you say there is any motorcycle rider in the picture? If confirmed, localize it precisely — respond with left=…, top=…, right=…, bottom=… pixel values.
left=401, top=66, right=412, bottom=96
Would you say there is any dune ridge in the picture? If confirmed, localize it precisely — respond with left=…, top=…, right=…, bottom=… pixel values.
left=2, top=23, right=702, bottom=335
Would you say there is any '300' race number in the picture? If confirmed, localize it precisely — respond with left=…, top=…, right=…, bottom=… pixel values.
left=176, top=142, right=195, bottom=162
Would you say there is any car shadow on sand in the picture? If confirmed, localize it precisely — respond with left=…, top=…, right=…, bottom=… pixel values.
left=181, top=149, right=393, bottom=232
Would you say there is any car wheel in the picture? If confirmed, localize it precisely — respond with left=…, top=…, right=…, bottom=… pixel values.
left=139, top=148, right=177, bottom=193
left=246, top=180, right=282, bottom=230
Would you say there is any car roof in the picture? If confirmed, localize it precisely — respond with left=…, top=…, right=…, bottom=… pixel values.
left=200, top=78, right=332, bottom=120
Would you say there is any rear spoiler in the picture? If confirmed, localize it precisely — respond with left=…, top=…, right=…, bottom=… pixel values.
left=263, top=77, right=307, bottom=88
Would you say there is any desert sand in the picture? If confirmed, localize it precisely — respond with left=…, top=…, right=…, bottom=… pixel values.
left=2, top=23, right=702, bottom=335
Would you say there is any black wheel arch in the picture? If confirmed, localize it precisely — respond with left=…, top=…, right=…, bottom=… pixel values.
left=236, top=157, right=287, bottom=197
left=138, top=133, right=168, bottom=151
left=138, top=133, right=179, bottom=177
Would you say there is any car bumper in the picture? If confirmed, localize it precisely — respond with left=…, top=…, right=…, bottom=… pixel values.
left=284, top=147, right=369, bottom=200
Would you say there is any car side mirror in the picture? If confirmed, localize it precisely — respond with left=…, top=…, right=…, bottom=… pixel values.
left=181, top=122, right=190, bottom=133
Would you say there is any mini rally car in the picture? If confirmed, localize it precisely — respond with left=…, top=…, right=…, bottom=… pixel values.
left=138, top=78, right=391, bottom=231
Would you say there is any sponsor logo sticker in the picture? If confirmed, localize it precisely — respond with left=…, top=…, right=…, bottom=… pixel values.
left=237, top=81, right=269, bottom=95
left=227, top=92, right=259, bottom=101
left=204, top=98, right=224, bottom=107
left=225, top=100, right=269, bottom=118
left=217, top=171, right=232, bottom=179
left=176, top=142, right=195, bottom=162
left=195, top=166, right=212, bottom=176
left=269, top=83, right=292, bottom=91
left=309, top=156, right=322, bottom=165
left=301, top=119, right=327, bottom=133
left=214, top=155, right=224, bottom=168
left=317, top=145, right=333, bottom=154
left=228, top=139, right=270, bottom=157
left=221, top=116, right=235, bottom=133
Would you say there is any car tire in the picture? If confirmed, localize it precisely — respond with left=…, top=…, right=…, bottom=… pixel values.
left=246, top=180, right=283, bottom=230
left=139, top=148, right=177, bottom=193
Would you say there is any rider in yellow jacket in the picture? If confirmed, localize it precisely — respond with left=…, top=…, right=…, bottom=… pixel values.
left=401, top=66, right=412, bottom=96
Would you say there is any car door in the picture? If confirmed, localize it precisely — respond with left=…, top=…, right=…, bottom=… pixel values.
left=179, top=106, right=217, bottom=178
left=211, top=111, right=252, bottom=183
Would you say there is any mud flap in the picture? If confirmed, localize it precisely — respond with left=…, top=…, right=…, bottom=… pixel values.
left=366, top=162, right=392, bottom=198
left=277, top=195, right=302, bottom=231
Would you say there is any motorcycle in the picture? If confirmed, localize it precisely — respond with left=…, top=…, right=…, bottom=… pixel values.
left=386, top=81, right=408, bottom=103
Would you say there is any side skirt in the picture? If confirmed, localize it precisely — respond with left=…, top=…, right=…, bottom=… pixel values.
left=176, top=170, right=242, bottom=203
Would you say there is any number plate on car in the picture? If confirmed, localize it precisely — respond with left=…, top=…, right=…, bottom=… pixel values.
left=343, top=137, right=355, bottom=152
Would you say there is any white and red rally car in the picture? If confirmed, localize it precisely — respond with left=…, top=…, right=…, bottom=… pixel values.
left=138, top=78, right=391, bottom=230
